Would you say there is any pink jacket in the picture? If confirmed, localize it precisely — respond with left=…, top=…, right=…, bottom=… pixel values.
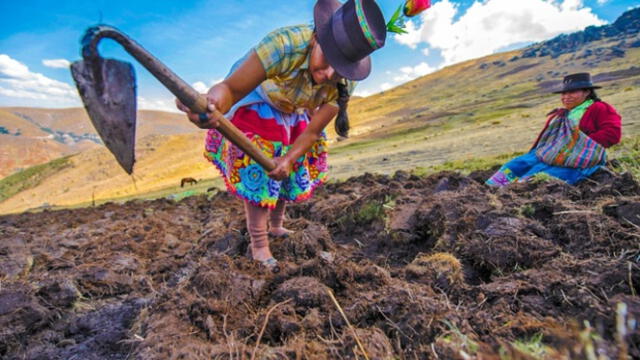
left=532, top=101, right=622, bottom=149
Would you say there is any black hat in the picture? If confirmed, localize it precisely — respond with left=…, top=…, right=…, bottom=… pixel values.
left=552, top=73, right=602, bottom=93
left=314, top=0, right=387, bottom=81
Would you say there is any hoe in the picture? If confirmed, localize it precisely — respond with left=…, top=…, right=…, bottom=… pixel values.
left=71, top=25, right=276, bottom=174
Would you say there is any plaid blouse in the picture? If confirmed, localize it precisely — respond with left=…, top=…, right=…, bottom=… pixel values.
left=254, top=24, right=356, bottom=114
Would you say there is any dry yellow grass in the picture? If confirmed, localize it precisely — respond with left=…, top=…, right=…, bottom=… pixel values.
left=0, top=136, right=73, bottom=178
left=0, top=132, right=215, bottom=213
left=406, top=252, right=465, bottom=287
left=1, top=34, right=639, bottom=214
left=0, top=109, right=49, bottom=137
left=327, top=41, right=640, bottom=179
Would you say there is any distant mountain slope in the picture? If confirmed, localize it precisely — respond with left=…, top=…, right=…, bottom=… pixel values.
left=5, top=107, right=98, bottom=139
left=1, top=107, right=196, bottom=141
left=0, top=107, right=195, bottom=177
left=0, top=131, right=214, bottom=214
left=344, top=7, right=640, bottom=139
left=0, top=109, right=48, bottom=137
left=0, top=136, right=71, bottom=180
left=1, top=8, right=639, bottom=214
left=521, top=7, right=640, bottom=60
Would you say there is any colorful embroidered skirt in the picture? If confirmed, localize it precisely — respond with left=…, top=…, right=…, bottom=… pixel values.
left=486, top=151, right=602, bottom=187
left=204, top=104, right=328, bottom=209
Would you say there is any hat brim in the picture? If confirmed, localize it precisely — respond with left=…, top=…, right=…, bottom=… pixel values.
left=314, top=0, right=372, bottom=81
left=552, top=85, right=602, bottom=94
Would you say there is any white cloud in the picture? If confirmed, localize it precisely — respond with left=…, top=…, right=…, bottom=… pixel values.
left=394, top=21, right=422, bottom=50
left=394, top=0, right=605, bottom=67
left=138, top=78, right=225, bottom=113
left=370, top=62, right=439, bottom=94
left=561, top=0, right=582, bottom=11
left=0, top=55, right=195, bottom=112
left=596, top=0, right=610, bottom=5
left=393, top=62, right=437, bottom=83
left=192, top=81, right=209, bottom=93
left=0, top=54, right=79, bottom=105
left=138, top=96, right=181, bottom=113
left=380, top=82, right=393, bottom=91
left=192, top=78, right=224, bottom=94
left=353, top=89, right=372, bottom=98
left=42, top=59, right=71, bottom=69
left=138, top=77, right=227, bottom=112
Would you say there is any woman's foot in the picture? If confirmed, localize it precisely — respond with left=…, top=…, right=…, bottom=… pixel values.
left=251, top=246, right=280, bottom=272
left=268, top=227, right=294, bottom=239
left=251, top=246, right=273, bottom=261
left=259, top=257, right=279, bottom=273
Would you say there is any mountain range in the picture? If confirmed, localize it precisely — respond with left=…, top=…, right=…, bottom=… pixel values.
left=0, top=107, right=194, bottom=178
left=0, top=7, right=639, bottom=214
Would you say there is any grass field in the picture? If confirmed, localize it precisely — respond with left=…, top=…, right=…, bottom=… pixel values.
left=4, top=133, right=638, bottom=215
left=609, top=135, right=640, bottom=179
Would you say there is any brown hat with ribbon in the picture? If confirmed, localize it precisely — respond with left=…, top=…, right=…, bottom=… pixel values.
left=314, top=0, right=387, bottom=81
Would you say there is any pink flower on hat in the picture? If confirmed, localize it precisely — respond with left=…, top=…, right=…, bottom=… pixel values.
left=387, top=0, right=432, bottom=34
left=403, top=0, right=431, bottom=17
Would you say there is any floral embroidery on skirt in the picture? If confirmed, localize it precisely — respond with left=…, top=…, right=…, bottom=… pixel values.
left=204, top=107, right=328, bottom=209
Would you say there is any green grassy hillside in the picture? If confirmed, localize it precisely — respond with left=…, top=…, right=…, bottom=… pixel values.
left=1, top=16, right=638, bottom=214
left=331, top=32, right=640, bottom=179
left=0, top=156, right=72, bottom=203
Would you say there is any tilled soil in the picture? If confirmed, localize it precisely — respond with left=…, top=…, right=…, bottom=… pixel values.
left=1, top=169, right=639, bottom=359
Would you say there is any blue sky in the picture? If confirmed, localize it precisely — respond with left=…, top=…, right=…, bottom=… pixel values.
left=0, top=0, right=637, bottom=111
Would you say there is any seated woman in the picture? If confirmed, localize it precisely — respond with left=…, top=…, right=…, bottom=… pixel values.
left=486, top=73, right=622, bottom=186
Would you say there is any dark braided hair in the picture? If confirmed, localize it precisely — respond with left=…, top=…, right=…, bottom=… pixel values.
left=310, top=30, right=350, bottom=137
left=587, top=89, right=601, bottom=102
left=335, top=81, right=350, bottom=138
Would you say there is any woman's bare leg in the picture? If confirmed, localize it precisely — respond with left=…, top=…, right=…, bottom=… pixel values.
left=269, top=199, right=293, bottom=237
left=244, top=201, right=274, bottom=261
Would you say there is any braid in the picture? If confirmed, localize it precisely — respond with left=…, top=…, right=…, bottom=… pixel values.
left=587, top=89, right=601, bottom=102
left=335, top=82, right=350, bottom=138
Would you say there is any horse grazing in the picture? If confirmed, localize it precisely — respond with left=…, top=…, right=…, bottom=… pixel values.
left=180, top=177, right=198, bottom=187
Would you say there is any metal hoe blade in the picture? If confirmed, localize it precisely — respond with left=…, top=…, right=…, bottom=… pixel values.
left=71, top=57, right=137, bottom=174
left=70, top=25, right=276, bottom=175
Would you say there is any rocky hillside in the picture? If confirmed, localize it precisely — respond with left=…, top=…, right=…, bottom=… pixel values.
left=338, top=7, right=640, bottom=177
left=521, top=7, right=640, bottom=60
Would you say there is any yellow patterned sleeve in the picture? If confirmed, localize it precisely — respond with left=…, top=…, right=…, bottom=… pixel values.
left=253, top=25, right=312, bottom=79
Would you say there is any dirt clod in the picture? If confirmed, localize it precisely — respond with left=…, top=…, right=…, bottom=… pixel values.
left=406, top=252, right=465, bottom=290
